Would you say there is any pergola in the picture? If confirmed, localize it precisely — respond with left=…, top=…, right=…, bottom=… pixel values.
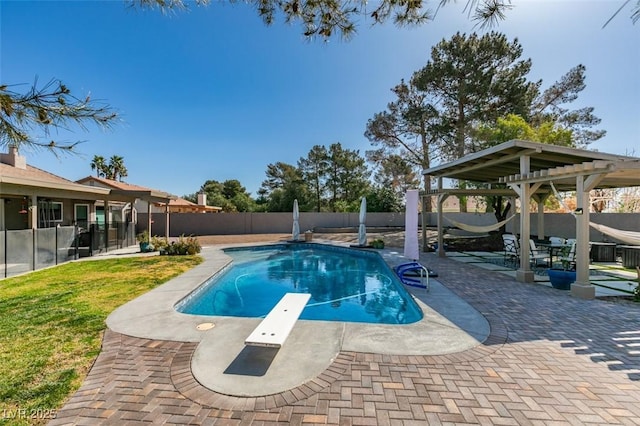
left=422, top=140, right=640, bottom=299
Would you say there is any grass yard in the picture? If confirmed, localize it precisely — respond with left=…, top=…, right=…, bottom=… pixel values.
left=0, top=255, right=202, bottom=425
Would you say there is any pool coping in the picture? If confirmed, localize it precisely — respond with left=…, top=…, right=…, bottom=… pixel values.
left=106, top=240, right=491, bottom=397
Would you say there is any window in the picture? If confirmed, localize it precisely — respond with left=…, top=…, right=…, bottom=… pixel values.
left=50, top=202, right=63, bottom=222
left=38, top=200, right=63, bottom=227
left=75, top=204, right=89, bottom=228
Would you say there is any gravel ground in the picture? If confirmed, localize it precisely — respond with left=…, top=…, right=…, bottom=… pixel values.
left=193, top=230, right=435, bottom=249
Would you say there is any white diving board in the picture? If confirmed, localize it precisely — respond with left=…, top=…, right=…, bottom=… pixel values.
left=244, top=293, right=311, bottom=348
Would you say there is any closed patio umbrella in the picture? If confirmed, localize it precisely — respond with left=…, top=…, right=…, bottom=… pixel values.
left=404, top=190, right=419, bottom=260
left=358, top=197, right=367, bottom=246
left=292, top=199, right=300, bottom=241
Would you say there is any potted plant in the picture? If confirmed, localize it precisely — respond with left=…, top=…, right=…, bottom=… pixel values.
left=371, top=238, right=385, bottom=249
left=136, top=230, right=154, bottom=253
left=547, top=248, right=576, bottom=290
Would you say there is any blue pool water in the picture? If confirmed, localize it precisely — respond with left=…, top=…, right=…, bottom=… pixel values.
left=176, top=243, right=423, bottom=324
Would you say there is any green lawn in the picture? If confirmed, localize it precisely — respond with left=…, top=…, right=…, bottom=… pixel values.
left=0, top=255, right=202, bottom=425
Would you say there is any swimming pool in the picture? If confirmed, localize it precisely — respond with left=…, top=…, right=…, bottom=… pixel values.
left=176, top=243, right=423, bottom=324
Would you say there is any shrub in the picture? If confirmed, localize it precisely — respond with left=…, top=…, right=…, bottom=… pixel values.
left=150, top=235, right=169, bottom=252
left=136, top=230, right=150, bottom=243
left=164, top=235, right=201, bottom=256
left=371, top=238, right=385, bottom=249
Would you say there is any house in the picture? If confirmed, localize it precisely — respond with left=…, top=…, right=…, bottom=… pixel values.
left=75, top=176, right=177, bottom=237
left=0, top=146, right=116, bottom=230
left=157, top=196, right=222, bottom=214
left=153, top=192, right=221, bottom=214
left=1, top=146, right=174, bottom=277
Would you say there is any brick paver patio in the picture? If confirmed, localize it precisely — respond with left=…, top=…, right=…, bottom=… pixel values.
left=50, top=251, right=640, bottom=425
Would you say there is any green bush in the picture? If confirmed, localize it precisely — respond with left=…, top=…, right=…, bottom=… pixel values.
left=136, top=230, right=150, bottom=243
left=163, top=235, right=201, bottom=256
left=150, top=235, right=169, bottom=252
left=371, top=238, right=385, bottom=249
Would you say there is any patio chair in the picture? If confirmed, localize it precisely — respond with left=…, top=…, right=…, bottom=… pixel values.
left=549, top=236, right=565, bottom=245
left=529, top=239, right=550, bottom=268
left=502, top=234, right=519, bottom=266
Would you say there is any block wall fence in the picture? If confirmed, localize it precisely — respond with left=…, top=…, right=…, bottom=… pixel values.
left=138, top=212, right=639, bottom=243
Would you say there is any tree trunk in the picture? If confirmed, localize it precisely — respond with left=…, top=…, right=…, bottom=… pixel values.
left=492, top=196, right=511, bottom=234
left=422, top=174, right=432, bottom=212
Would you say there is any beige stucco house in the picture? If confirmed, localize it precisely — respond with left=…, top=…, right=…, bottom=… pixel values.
left=0, top=146, right=115, bottom=230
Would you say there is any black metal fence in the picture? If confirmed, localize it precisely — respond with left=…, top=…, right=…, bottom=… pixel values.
left=0, top=222, right=136, bottom=278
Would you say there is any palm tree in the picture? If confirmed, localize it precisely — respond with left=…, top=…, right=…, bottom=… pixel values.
left=90, top=155, right=106, bottom=177
left=108, top=155, right=128, bottom=181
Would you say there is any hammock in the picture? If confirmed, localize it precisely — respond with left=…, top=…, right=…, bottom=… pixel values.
left=549, top=181, right=577, bottom=217
left=444, top=214, right=516, bottom=234
left=588, top=222, right=640, bottom=246
left=550, top=181, right=640, bottom=245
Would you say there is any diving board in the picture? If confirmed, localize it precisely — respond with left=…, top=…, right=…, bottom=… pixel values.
left=245, top=293, right=311, bottom=348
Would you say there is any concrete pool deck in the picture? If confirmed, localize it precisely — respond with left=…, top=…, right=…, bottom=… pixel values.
left=105, top=240, right=490, bottom=397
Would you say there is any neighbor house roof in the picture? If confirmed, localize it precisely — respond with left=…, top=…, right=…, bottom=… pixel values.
left=153, top=197, right=222, bottom=213
left=76, top=176, right=176, bottom=203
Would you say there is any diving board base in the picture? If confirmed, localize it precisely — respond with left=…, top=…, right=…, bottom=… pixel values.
left=245, top=293, right=311, bottom=348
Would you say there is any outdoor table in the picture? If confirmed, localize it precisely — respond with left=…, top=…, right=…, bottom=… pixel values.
left=589, top=242, right=617, bottom=262
left=619, top=245, right=640, bottom=268
left=536, top=242, right=571, bottom=266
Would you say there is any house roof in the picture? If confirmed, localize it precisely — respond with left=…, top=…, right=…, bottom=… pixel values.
left=155, top=197, right=222, bottom=212
left=0, top=149, right=177, bottom=206
left=76, top=176, right=176, bottom=203
left=0, top=162, right=111, bottom=199
left=423, top=140, right=640, bottom=192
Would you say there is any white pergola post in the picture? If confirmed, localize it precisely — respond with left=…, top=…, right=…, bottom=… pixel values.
left=510, top=155, right=544, bottom=283
left=436, top=193, right=449, bottom=258
left=435, top=177, right=446, bottom=257
left=516, top=155, right=533, bottom=282
left=420, top=193, right=427, bottom=252
left=510, top=183, right=533, bottom=282
left=532, top=193, right=549, bottom=241
left=571, top=173, right=605, bottom=299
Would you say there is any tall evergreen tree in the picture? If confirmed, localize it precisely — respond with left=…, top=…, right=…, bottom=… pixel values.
left=259, top=162, right=308, bottom=211
left=413, top=31, right=538, bottom=160
left=370, top=154, right=419, bottom=201
left=365, top=78, right=440, bottom=204
left=221, top=179, right=255, bottom=212
left=529, top=65, right=605, bottom=147
left=325, top=143, right=370, bottom=212
left=133, top=0, right=640, bottom=40
left=1, top=78, right=117, bottom=154
left=298, top=145, right=329, bottom=212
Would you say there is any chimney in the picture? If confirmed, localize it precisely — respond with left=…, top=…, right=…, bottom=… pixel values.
left=197, top=193, right=207, bottom=206
left=0, top=145, right=26, bottom=169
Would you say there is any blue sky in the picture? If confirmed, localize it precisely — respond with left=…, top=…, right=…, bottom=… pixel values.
left=1, top=1, right=638, bottom=198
